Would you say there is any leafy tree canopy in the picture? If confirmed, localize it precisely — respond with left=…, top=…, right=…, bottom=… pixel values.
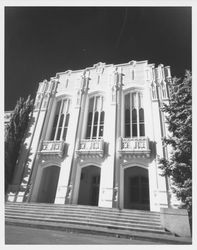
left=5, top=95, right=34, bottom=192
left=159, top=70, right=192, bottom=217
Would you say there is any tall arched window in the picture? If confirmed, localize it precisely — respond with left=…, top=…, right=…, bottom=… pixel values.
left=86, top=96, right=105, bottom=139
left=124, top=92, right=145, bottom=138
left=50, top=98, right=70, bottom=141
left=161, top=81, right=168, bottom=99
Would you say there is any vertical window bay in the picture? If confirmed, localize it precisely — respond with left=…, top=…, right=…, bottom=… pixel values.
left=86, top=96, right=105, bottom=140
left=124, top=91, right=145, bottom=138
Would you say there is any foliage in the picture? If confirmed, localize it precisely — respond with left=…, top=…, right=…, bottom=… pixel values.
left=159, top=71, right=192, bottom=219
left=5, top=95, right=34, bottom=192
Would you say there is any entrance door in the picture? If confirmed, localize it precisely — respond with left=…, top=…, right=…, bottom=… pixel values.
left=124, top=166, right=150, bottom=210
left=78, top=166, right=100, bottom=206
left=91, top=175, right=100, bottom=206
left=37, top=165, right=60, bottom=203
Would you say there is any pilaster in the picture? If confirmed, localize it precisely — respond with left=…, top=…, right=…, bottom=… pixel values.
left=98, top=67, right=123, bottom=208
left=55, top=71, right=90, bottom=204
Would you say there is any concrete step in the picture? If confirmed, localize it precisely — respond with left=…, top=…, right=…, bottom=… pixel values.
left=5, top=210, right=161, bottom=226
left=5, top=202, right=160, bottom=214
left=5, top=206, right=161, bottom=223
left=5, top=202, right=161, bottom=219
left=5, top=202, right=192, bottom=244
left=5, top=215, right=165, bottom=234
left=5, top=212, right=164, bottom=232
left=5, top=202, right=166, bottom=234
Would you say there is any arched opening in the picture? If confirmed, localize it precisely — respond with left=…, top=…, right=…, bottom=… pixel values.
left=37, top=165, right=60, bottom=203
left=78, top=166, right=100, bottom=206
left=124, top=166, right=150, bottom=210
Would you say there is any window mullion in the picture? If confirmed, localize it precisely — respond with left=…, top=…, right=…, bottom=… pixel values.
left=97, top=97, right=102, bottom=139
left=140, top=93, right=145, bottom=137
left=137, top=93, right=140, bottom=138
left=130, top=93, right=132, bottom=138
left=54, top=100, right=63, bottom=140
left=97, top=111, right=101, bottom=139
left=60, top=100, right=67, bottom=140
left=90, top=97, right=96, bottom=139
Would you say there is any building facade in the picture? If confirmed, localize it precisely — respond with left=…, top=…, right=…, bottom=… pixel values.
left=6, top=60, right=178, bottom=212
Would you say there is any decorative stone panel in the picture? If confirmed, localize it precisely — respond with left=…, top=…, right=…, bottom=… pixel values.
left=76, top=139, right=104, bottom=158
left=39, top=140, right=64, bottom=157
left=119, top=137, right=151, bottom=158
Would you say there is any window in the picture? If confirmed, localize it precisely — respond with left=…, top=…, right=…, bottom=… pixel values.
left=161, top=81, right=168, bottom=99
left=65, top=78, right=69, bottom=88
left=97, top=75, right=100, bottom=84
left=132, top=69, right=135, bottom=80
left=50, top=99, right=70, bottom=141
left=86, top=96, right=105, bottom=139
left=124, top=92, right=145, bottom=138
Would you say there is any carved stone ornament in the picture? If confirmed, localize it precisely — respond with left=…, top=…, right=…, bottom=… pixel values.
left=41, top=93, right=50, bottom=109
left=67, top=184, right=73, bottom=199
left=113, top=186, right=118, bottom=202
left=34, top=93, right=43, bottom=110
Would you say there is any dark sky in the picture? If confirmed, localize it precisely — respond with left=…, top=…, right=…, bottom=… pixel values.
left=5, top=7, right=191, bottom=110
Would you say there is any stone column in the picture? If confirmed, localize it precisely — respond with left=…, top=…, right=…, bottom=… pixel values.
left=153, top=65, right=170, bottom=209
left=113, top=67, right=124, bottom=208
left=61, top=71, right=90, bottom=204
left=98, top=66, right=124, bottom=208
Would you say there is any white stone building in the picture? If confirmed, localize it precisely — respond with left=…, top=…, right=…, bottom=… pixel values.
left=6, top=60, right=176, bottom=212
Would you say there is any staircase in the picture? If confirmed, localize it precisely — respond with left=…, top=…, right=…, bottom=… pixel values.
left=5, top=202, right=191, bottom=244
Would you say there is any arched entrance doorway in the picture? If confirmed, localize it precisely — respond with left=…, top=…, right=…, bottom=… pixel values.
left=78, top=166, right=100, bottom=206
left=124, top=166, right=150, bottom=210
left=37, top=165, right=60, bottom=203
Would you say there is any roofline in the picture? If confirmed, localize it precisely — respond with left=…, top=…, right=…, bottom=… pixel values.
left=53, top=60, right=154, bottom=77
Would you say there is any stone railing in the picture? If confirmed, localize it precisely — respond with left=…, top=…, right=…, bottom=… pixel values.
left=6, top=184, right=30, bottom=202
left=39, top=140, right=64, bottom=157
left=119, top=137, right=151, bottom=158
left=76, top=139, right=104, bottom=158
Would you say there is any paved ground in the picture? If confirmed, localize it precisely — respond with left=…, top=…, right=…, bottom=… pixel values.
left=5, top=225, right=159, bottom=245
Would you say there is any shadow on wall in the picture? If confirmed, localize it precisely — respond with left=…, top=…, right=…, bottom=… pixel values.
left=103, top=142, right=109, bottom=158
left=149, top=140, right=157, bottom=160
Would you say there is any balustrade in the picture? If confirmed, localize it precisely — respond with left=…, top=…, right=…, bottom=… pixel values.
left=39, top=140, right=64, bottom=157
left=119, top=137, right=150, bottom=158
left=76, top=139, right=104, bottom=158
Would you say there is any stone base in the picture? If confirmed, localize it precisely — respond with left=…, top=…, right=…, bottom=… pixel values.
left=99, top=188, right=113, bottom=208
left=6, top=192, right=17, bottom=202
left=54, top=185, right=68, bottom=204
left=160, top=208, right=191, bottom=237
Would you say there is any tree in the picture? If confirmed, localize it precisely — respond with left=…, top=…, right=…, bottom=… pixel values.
left=159, top=71, right=192, bottom=223
left=5, top=95, right=34, bottom=193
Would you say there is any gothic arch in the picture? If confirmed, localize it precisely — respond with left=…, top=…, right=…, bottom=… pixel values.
left=124, top=86, right=144, bottom=96
left=88, top=90, right=106, bottom=99
left=123, top=165, right=150, bottom=210
left=121, top=161, right=148, bottom=170
left=120, top=163, right=150, bottom=211
left=39, top=160, right=61, bottom=169
left=37, top=164, right=60, bottom=203
left=55, top=93, right=72, bottom=101
left=77, top=164, right=101, bottom=206
left=79, top=161, right=101, bottom=169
